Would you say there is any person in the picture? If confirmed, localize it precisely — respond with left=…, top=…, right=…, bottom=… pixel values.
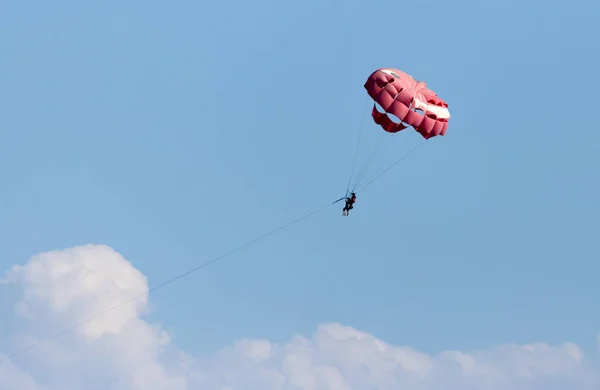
left=342, top=193, right=356, bottom=216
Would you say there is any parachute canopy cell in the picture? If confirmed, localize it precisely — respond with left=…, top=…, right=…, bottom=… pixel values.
left=364, top=68, right=450, bottom=139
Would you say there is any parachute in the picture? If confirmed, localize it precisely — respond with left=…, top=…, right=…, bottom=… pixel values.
left=365, top=68, right=450, bottom=139
left=344, top=68, right=451, bottom=194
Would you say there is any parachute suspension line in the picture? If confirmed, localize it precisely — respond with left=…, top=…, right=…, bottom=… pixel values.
left=345, top=95, right=371, bottom=196
left=1, top=199, right=339, bottom=364
left=351, top=134, right=388, bottom=191
left=354, top=136, right=426, bottom=193
left=352, top=130, right=421, bottom=191
left=349, top=112, right=424, bottom=194
left=353, top=128, right=415, bottom=189
left=348, top=103, right=399, bottom=193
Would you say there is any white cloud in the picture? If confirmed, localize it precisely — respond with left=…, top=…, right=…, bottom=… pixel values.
left=0, top=244, right=598, bottom=390
left=2, top=244, right=148, bottom=339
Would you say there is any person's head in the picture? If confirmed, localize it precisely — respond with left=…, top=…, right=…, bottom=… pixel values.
left=351, top=192, right=356, bottom=198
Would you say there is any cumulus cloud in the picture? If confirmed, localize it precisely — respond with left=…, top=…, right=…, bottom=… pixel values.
left=0, top=244, right=598, bottom=390
left=2, top=244, right=149, bottom=338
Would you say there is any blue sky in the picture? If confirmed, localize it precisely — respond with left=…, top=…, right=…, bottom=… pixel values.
left=1, top=0, right=599, bottom=367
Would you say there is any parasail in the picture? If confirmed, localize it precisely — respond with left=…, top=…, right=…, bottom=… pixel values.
left=344, top=67, right=451, bottom=195
left=364, top=68, right=450, bottom=139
